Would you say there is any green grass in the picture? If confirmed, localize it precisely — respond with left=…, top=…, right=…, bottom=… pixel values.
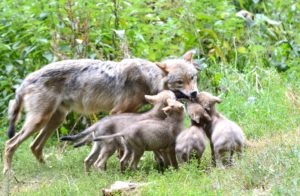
left=1, top=69, right=299, bottom=195
left=1, top=130, right=299, bottom=195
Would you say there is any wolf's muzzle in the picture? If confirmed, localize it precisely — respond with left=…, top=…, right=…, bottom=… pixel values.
left=173, top=90, right=189, bottom=99
left=190, top=91, right=197, bottom=99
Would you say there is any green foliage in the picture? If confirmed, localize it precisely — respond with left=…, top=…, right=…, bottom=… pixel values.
left=0, top=0, right=299, bottom=132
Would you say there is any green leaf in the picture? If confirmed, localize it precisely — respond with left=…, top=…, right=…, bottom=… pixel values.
left=237, top=47, right=247, bottom=54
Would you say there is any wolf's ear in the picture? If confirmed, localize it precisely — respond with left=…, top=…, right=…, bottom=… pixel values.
left=155, top=62, right=168, bottom=74
left=145, top=95, right=158, bottom=104
left=183, top=50, right=196, bottom=62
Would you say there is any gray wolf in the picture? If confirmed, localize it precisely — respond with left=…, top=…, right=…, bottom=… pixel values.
left=191, top=92, right=245, bottom=167
left=4, top=51, right=198, bottom=174
left=93, top=99, right=185, bottom=171
left=60, top=90, right=176, bottom=171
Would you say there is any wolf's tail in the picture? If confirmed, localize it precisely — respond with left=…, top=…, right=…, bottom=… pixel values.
left=7, top=88, right=24, bottom=138
left=93, top=132, right=124, bottom=141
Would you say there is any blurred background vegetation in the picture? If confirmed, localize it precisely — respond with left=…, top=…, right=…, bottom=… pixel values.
left=0, top=0, right=299, bottom=141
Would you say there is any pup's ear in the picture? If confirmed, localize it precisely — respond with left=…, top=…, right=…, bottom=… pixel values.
left=212, top=96, right=222, bottom=104
left=155, top=62, right=168, bottom=74
left=203, top=111, right=212, bottom=122
left=145, top=95, right=158, bottom=104
left=183, top=50, right=196, bottom=62
left=203, top=104, right=211, bottom=112
left=162, top=106, right=171, bottom=115
left=177, top=102, right=184, bottom=110
left=166, top=98, right=175, bottom=106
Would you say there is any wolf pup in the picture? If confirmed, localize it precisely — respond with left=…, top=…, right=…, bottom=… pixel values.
left=94, top=99, right=185, bottom=171
left=193, top=92, right=245, bottom=167
left=61, top=90, right=176, bottom=172
left=175, top=101, right=211, bottom=164
left=3, top=51, right=198, bottom=174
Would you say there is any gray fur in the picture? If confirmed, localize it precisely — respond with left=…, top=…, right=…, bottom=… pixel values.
left=175, top=101, right=211, bottom=165
left=94, top=99, right=185, bottom=171
left=191, top=92, right=245, bottom=167
left=62, top=90, right=176, bottom=171
left=4, top=51, right=198, bottom=174
left=175, top=126, right=207, bottom=164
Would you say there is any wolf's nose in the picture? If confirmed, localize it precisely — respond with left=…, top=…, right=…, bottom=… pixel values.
left=190, top=91, right=197, bottom=98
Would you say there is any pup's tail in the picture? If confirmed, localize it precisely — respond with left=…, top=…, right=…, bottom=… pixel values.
left=7, top=89, right=24, bottom=138
left=93, top=132, right=124, bottom=141
left=60, top=125, right=95, bottom=142
left=73, top=134, right=93, bottom=148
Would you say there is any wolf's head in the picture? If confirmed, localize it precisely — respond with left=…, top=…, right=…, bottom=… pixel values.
left=156, top=51, right=199, bottom=99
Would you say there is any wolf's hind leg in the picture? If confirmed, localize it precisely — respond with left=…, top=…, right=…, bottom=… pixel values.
left=30, top=109, right=66, bottom=163
left=3, top=114, right=50, bottom=174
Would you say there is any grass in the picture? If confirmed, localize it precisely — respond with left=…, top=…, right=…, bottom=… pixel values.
left=1, top=69, right=299, bottom=195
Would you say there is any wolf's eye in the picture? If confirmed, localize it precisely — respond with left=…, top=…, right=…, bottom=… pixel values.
left=176, top=81, right=183, bottom=85
left=191, top=75, right=196, bottom=80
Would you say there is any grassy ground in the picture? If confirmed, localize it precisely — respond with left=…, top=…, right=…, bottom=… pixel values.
left=1, top=129, right=299, bottom=195
left=1, top=69, right=299, bottom=195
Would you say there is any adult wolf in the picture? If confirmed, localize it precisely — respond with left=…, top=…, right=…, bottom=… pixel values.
left=3, top=51, right=199, bottom=174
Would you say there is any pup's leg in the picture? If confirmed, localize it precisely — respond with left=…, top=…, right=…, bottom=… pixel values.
left=94, top=145, right=116, bottom=171
left=210, top=142, right=216, bottom=166
left=167, top=147, right=178, bottom=169
left=195, top=146, right=204, bottom=166
left=236, top=146, right=243, bottom=160
left=214, top=148, right=227, bottom=168
left=120, top=146, right=132, bottom=172
left=129, top=150, right=144, bottom=170
left=176, top=150, right=185, bottom=164
left=84, top=143, right=101, bottom=172
left=227, top=150, right=234, bottom=166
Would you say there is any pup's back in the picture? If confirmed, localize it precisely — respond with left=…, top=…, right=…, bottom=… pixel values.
left=175, top=125, right=207, bottom=163
left=122, top=98, right=185, bottom=152
left=212, top=117, right=245, bottom=151
left=124, top=119, right=177, bottom=151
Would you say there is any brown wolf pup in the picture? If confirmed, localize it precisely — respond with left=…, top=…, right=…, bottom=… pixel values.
left=61, top=90, right=176, bottom=172
left=191, top=92, right=245, bottom=167
left=175, top=101, right=211, bottom=164
left=3, top=51, right=198, bottom=174
left=94, top=99, right=185, bottom=171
